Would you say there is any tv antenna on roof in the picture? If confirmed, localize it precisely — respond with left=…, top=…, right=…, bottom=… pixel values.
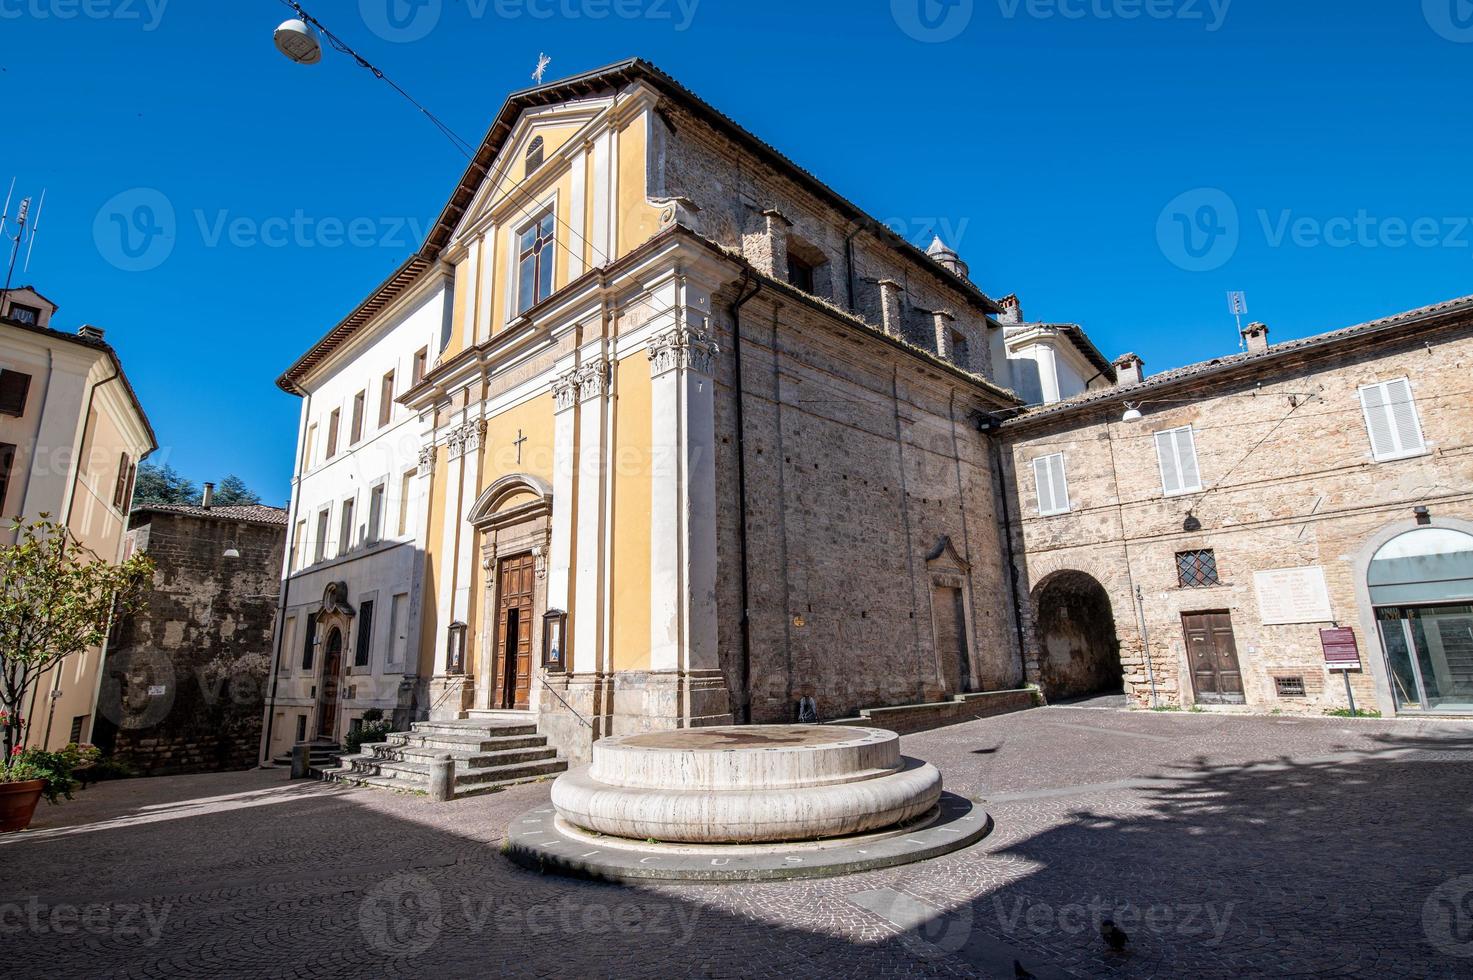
left=532, top=52, right=551, bottom=85
left=1, top=180, right=45, bottom=305
left=1227, top=290, right=1248, bottom=351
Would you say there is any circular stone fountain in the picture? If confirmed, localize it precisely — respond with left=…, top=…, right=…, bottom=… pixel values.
left=505, top=726, right=991, bottom=882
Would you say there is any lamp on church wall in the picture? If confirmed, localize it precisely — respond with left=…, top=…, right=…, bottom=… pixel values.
left=542, top=610, right=567, bottom=672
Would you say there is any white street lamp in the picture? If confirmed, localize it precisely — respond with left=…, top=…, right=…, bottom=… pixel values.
left=274, top=18, right=322, bottom=65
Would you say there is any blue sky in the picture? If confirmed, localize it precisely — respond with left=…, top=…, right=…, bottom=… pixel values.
left=6, top=1, right=1471, bottom=505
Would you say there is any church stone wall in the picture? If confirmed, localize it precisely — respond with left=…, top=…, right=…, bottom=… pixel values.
left=708, top=286, right=1024, bottom=725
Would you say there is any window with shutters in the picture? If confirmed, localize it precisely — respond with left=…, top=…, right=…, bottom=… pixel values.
left=1032, top=453, right=1071, bottom=516
left=301, top=612, right=317, bottom=671
left=326, top=409, right=340, bottom=459
left=355, top=599, right=375, bottom=668
left=379, top=370, right=395, bottom=428
left=0, top=443, right=16, bottom=514
left=526, top=135, right=545, bottom=175
left=112, top=452, right=131, bottom=508
left=1358, top=378, right=1426, bottom=462
left=0, top=369, right=31, bottom=416
left=1154, top=425, right=1202, bottom=496
left=367, top=483, right=385, bottom=543
left=350, top=390, right=366, bottom=444
left=339, top=497, right=355, bottom=556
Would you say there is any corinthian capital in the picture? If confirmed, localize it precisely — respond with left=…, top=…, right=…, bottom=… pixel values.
left=647, top=325, right=719, bottom=378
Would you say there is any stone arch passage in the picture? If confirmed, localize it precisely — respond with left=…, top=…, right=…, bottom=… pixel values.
left=1033, top=571, right=1124, bottom=701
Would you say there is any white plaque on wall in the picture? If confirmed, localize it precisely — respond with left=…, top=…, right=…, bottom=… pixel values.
left=1254, top=566, right=1334, bottom=625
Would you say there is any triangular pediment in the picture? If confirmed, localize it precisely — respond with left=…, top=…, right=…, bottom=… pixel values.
left=448, top=97, right=612, bottom=247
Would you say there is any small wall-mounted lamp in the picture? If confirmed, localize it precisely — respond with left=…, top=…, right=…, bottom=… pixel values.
left=1121, top=403, right=1143, bottom=424
left=1183, top=511, right=1202, bottom=533
left=542, top=609, right=567, bottom=672
left=1415, top=505, right=1432, bottom=526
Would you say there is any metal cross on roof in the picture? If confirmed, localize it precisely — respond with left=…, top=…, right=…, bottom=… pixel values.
left=532, top=53, right=551, bottom=85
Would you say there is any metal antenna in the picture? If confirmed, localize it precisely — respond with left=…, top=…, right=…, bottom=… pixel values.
left=2, top=195, right=30, bottom=301
left=0, top=178, right=13, bottom=243
left=1227, top=290, right=1248, bottom=351
left=23, top=189, right=43, bottom=273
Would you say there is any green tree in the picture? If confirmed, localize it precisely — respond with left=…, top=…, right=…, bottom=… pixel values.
left=211, top=474, right=261, bottom=507
left=131, top=462, right=198, bottom=507
left=0, top=518, right=154, bottom=764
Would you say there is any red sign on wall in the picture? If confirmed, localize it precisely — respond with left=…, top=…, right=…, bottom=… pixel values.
left=1321, top=628, right=1362, bottom=672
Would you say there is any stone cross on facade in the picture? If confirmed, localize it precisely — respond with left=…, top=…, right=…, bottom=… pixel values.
left=513, top=429, right=528, bottom=464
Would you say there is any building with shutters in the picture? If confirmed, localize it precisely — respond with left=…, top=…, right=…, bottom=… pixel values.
left=998, top=296, right=1473, bottom=718
left=0, top=286, right=157, bottom=749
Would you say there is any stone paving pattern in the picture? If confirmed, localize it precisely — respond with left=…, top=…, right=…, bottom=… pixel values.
left=5, top=707, right=1473, bottom=978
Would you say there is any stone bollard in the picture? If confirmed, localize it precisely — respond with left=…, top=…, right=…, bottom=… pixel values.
left=290, top=744, right=310, bottom=780
left=428, top=753, right=455, bottom=802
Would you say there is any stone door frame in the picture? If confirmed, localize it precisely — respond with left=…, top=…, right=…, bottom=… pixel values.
left=311, top=582, right=355, bottom=742
left=468, top=473, right=553, bottom=713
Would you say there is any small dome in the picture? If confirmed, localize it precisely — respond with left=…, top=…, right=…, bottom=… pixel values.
left=927, top=235, right=955, bottom=258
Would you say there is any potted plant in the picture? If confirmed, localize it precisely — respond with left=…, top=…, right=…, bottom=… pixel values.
left=0, top=517, right=151, bottom=832
left=0, top=743, right=102, bottom=831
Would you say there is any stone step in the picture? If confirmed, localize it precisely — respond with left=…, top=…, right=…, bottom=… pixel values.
left=411, top=720, right=538, bottom=738
left=332, top=753, right=567, bottom=791
left=367, top=742, right=558, bottom=768
left=387, top=731, right=547, bottom=753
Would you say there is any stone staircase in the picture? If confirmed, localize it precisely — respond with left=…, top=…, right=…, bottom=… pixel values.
left=320, top=714, right=567, bottom=799
left=270, top=741, right=343, bottom=769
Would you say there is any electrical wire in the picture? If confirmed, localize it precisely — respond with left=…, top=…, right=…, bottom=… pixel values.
left=275, top=0, right=613, bottom=272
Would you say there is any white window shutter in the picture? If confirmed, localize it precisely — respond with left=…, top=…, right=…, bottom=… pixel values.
left=1034, top=456, right=1057, bottom=515
left=1156, top=430, right=1182, bottom=495
left=1360, top=383, right=1396, bottom=458
left=1385, top=379, right=1425, bottom=455
left=1175, top=427, right=1201, bottom=490
left=1049, top=454, right=1070, bottom=513
left=1362, top=379, right=1425, bottom=460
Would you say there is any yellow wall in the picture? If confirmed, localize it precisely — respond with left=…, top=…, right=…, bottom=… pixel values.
left=417, top=445, right=447, bottom=675
left=610, top=354, right=652, bottom=672
left=618, top=114, right=662, bottom=257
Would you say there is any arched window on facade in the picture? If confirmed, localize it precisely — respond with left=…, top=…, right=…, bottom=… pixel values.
left=526, top=136, right=545, bottom=175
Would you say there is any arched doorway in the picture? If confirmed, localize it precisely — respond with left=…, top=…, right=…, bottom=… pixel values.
left=1370, top=527, right=1473, bottom=713
left=1033, top=571, right=1124, bottom=701
left=316, top=627, right=344, bottom=740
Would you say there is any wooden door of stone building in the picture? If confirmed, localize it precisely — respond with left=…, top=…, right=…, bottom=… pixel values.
left=494, top=553, right=536, bottom=709
left=1183, top=611, right=1245, bottom=704
left=317, top=627, right=344, bottom=739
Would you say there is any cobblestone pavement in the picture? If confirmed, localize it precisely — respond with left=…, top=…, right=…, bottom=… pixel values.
left=5, top=707, right=1473, bottom=978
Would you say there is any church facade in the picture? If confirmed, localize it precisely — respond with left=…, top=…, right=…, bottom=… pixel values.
left=268, top=60, right=1035, bottom=761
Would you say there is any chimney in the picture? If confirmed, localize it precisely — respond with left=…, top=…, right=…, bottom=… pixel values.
left=77, top=324, right=105, bottom=341
left=201, top=482, right=215, bottom=509
left=932, top=310, right=956, bottom=360
left=1241, top=321, right=1270, bottom=354
left=1114, top=353, right=1145, bottom=386
left=995, top=294, right=1024, bottom=326
left=877, top=279, right=904, bottom=338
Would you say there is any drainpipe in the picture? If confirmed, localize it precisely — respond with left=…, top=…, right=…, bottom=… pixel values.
left=260, top=391, right=312, bottom=764
left=1135, top=585, right=1160, bottom=709
left=843, top=224, right=864, bottom=314
left=989, top=437, right=1030, bottom=686
left=728, top=273, right=762, bottom=724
